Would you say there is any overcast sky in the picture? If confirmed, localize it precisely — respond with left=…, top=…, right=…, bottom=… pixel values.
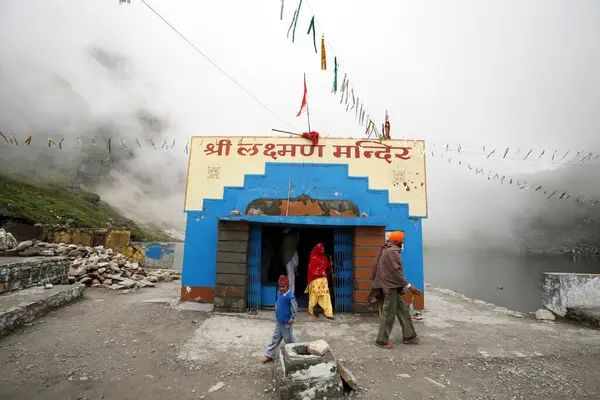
left=1, top=0, right=599, bottom=247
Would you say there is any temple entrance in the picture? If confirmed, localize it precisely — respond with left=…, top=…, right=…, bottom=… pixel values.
left=247, top=223, right=354, bottom=312
left=259, top=225, right=335, bottom=309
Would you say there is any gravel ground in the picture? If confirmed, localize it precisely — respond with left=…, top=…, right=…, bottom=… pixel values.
left=1, top=282, right=599, bottom=400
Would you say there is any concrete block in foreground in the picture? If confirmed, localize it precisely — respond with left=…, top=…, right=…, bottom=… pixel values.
left=0, top=284, right=85, bottom=338
left=275, top=342, right=343, bottom=400
left=542, top=273, right=600, bottom=317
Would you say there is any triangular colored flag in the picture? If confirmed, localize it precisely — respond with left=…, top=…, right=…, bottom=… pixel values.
left=296, top=73, right=308, bottom=117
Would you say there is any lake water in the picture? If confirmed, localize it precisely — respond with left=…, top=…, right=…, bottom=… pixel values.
left=424, top=248, right=600, bottom=313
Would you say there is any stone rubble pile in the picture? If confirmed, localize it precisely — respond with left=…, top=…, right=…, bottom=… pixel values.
left=1, top=238, right=181, bottom=290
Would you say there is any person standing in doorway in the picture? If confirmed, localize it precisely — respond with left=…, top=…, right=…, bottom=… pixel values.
left=370, top=231, right=421, bottom=348
left=280, top=228, right=300, bottom=294
left=262, top=275, right=298, bottom=363
left=305, top=243, right=335, bottom=320
left=286, top=250, right=299, bottom=294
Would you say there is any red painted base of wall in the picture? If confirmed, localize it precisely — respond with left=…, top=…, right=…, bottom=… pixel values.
left=352, top=226, right=425, bottom=312
left=181, top=285, right=215, bottom=302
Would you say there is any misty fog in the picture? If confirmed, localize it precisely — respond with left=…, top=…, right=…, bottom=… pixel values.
left=1, top=0, right=600, bottom=250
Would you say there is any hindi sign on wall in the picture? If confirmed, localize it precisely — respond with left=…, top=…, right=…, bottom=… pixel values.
left=185, top=136, right=428, bottom=217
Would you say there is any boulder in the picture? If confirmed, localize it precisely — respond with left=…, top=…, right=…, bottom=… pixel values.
left=0, top=228, right=18, bottom=251
left=535, top=309, right=556, bottom=321
left=14, top=240, right=34, bottom=252
left=118, top=278, right=137, bottom=289
left=19, top=248, right=41, bottom=257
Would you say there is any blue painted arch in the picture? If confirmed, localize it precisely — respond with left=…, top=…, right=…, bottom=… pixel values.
left=181, top=163, right=425, bottom=297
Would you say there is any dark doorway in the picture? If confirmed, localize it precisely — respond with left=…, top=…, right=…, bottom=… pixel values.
left=92, top=231, right=107, bottom=247
left=261, top=225, right=335, bottom=309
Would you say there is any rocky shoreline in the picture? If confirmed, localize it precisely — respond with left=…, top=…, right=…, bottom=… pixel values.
left=524, top=247, right=600, bottom=256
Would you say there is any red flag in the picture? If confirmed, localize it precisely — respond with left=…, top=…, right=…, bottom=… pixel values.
left=384, top=111, right=391, bottom=139
left=296, top=73, right=308, bottom=117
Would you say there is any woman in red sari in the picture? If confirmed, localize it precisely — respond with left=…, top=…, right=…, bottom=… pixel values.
left=304, top=243, right=334, bottom=319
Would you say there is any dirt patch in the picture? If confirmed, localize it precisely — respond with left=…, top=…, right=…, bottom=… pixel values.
left=1, top=283, right=600, bottom=399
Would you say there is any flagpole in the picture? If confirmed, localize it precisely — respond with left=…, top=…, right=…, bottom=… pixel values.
left=305, top=75, right=312, bottom=132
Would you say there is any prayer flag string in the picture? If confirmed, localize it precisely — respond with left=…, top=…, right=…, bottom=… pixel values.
left=278, top=0, right=385, bottom=136
left=3, top=131, right=600, bottom=174
left=428, top=146, right=600, bottom=207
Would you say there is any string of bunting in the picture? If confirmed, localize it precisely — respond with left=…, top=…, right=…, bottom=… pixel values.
left=0, top=131, right=191, bottom=155
left=428, top=145, right=600, bottom=207
left=4, top=128, right=600, bottom=171
left=4, top=129, right=598, bottom=205
left=281, top=0, right=385, bottom=140
left=429, top=142, right=600, bottom=169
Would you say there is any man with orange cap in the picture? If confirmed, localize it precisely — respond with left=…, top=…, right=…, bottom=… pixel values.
left=370, top=230, right=421, bottom=349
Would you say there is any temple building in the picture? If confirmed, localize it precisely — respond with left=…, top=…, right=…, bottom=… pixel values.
left=180, top=136, right=428, bottom=312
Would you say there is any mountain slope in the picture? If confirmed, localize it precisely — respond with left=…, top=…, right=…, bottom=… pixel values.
left=0, top=174, right=175, bottom=242
left=517, top=164, right=600, bottom=253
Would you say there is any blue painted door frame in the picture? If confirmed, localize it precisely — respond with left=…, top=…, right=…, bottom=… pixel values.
left=247, top=224, right=262, bottom=309
left=246, top=222, right=356, bottom=312
left=333, top=227, right=353, bottom=312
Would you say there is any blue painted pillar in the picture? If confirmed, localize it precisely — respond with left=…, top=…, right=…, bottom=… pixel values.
left=180, top=211, right=219, bottom=302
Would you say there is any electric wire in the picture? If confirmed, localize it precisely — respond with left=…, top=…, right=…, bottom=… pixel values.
left=140, top=0, right=297, bottom=130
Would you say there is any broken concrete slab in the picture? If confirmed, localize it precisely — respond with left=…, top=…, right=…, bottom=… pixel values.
left=337, top=361, right=358, bottom=391
left=275, top=342, right=343, bottom=400
left=307, top=339, right=330, bottom=356
left=0, top=284, right=85, bottom=338
left=542, top=272, right=600, bottom=317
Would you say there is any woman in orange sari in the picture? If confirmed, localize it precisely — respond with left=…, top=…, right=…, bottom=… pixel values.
left=304, top=243, right=334, bottom=319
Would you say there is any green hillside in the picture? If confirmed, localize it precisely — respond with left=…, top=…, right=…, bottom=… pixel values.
left=0, top=174, right=173, bottom=242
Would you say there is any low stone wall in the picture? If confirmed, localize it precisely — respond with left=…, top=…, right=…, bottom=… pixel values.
left=542, top=273, right=600, bottom=317
left=0, top=284, right=85, bottom=338
left=0, top=257, right=70, bottom=294
left=1, top=225, right=132, bottom=254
